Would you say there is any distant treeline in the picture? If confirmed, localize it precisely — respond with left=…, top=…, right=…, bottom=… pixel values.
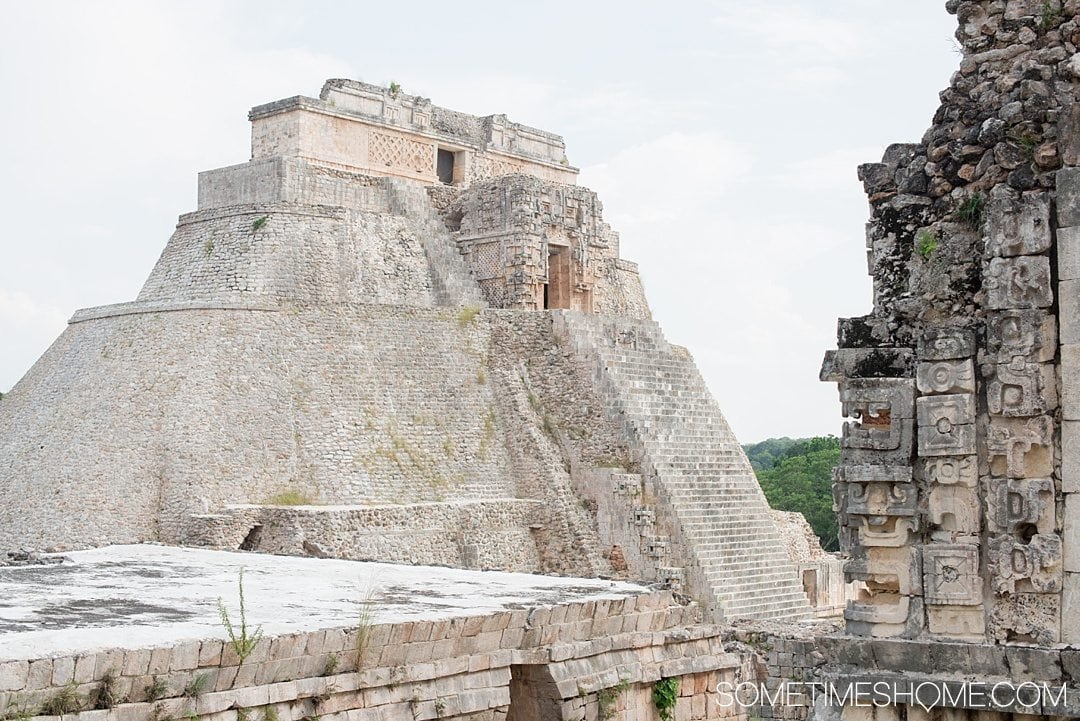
left=743, top=436, right=839, bottom=551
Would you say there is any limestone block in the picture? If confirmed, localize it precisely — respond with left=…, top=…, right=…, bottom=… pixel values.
left=0, top=662, right=27, bottom=692
left=988, top=592, right=1060, bottom=645
left=923, top=544, right=981, bottom=605
left=926, top=606, right=985, bottom=639
left=1057, top=168, right=1080, bottom=227
left=987, top=415, right=1054, bottom=478
left=169, top=642, right=201, bottom=672
left=1063, top=572, right=1080, bottom=645
left=25, top=660, right=52, bottom=691
left=928, top=485, right=980, bottom=534
left=986, top=192, right=1051, bottom=257
left=986, top=310, right=1056, bottom=363
left=52, top=657, right=75, bottom=686
left=985, top=256, right=1053, bottom=309
left=147, top=648, right=171, bottom=676
left=1066, top=494, right=1080, bottom=574
left=1066, top=421, right=1080, bottom=493
left=1064, top=346, right=1080, bottom=421
left=923, top=455, right=977, bottom=486
left=918, top=328, right=976, bottom=360
left=1060, top=227, right=1080, bottom=281
left=986, top=359, right=1055, bottom=417
left=122, top=650, right=151, bottom=677
left=989, top=533, right=1062, bottom=593
left=74, top=655, right=96, bottom=683
left=917, top=359, right=975, bottom=395
left=986, top=478, right=1055, bottom=535
left=916, top=394, right=976, bottom=456
left=1061, top=279, right=1080, bottom=344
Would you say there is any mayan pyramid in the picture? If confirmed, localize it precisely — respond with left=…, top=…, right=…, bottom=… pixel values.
left=0, top=79, right=811, bottom=622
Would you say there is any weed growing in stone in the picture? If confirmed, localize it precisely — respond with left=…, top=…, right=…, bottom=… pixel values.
left=957, top=193, right=984, bottom=229
left=389, top=81, right=401, bottom=97
left=236, top=709, right=250, bottom=721
left=262, top=705, right=280, bottom=721
left=218, top=568, right=265, bottom=664
left=251, top=216, right=269, bottom=232
left=2, top=698, right=32, bottom=721
left=916, top=229, right=938, bottom=259
left=652, top=677, right=679, bottom=721
left=146, top=676, right=169, bottom=702
left=183, top=672, right=212, bottom=698
left=354, top=586, right=378, bottom=670
left=598, top=678, right=629, bottom=721
left=204, top=238, right=215, bottom=256
left=323, top=653, right=339, bottom=676
left=92, top=669, right=124, bottom=709
left=42, top=682, right=82, bottom=716
left=1040, top=0, right=1060, bottom=29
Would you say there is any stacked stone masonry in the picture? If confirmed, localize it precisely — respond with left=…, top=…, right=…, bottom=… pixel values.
left=821, top=0, right=1080, bottom=645
left=0, top=588, right=768, bottom=721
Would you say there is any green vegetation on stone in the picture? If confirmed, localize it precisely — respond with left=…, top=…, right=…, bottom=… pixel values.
left=744, top=436, right=840, bottom=551
left=916, top=229, right=938, bottom=259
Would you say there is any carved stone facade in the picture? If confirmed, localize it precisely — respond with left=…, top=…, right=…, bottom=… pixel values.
left=821, top=0, right=1079, bottom=650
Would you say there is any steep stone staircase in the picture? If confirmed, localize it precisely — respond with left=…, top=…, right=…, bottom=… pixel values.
left=385, top=178, right=486, bottom=308
left=556, top=311, right=812, bottom=622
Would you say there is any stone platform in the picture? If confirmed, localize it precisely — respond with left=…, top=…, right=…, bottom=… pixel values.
left=0, top=545, right=755, bottom=721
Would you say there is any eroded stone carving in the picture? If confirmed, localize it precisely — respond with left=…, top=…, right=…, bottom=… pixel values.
left=916, top=359, right=975, bottom=396
left=840, top=379, right=915, bottom=458
left=986, top=192, right=1052, bottom=258
left=916, top=394, right=976, bottom=456
left=923, top=455, right=977, bottom=487
left=988, top=533, right=1062, bottom=594
left=986, top=358, right=1054, bottom=417
left=844, top=547, right=922, bottom=637
left=928, top=485, right=980, bottom=534
left=985, top=310, right=1056, bottom=363
left=985, top=478, right=1054, bottom=535
left=988, top=592, right=1061, bottom=645
left=985, top=256, right=1053, bottom=309
left=923, top=544, right=981, bottom=605
left=986, top=415, right=1053, bottom=477
left=918, top=328, right=976, bottom=361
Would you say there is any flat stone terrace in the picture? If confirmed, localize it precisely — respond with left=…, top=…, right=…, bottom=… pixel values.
left=0, top=544, right=649, bottom=660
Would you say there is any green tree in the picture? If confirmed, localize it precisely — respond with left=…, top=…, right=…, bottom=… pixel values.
left=747, top=436, right=840, bottom=551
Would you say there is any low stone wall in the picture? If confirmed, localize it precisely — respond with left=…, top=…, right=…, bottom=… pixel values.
left=0, top=592, right=756, bottom=721
left=186, top=500, right=544, bottom=571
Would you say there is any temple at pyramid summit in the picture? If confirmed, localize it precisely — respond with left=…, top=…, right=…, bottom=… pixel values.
left=0, top=79, right=828, bottom=624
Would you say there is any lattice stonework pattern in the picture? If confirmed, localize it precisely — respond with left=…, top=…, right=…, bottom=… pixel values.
left=369, top=132, right=433, bottom=175
left=471, top=242, right=503, bottom=280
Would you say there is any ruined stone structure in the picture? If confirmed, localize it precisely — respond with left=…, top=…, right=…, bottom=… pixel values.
left=814, top=0, right=1080, bottom=717
left=0, top=80, right=810, bottom=624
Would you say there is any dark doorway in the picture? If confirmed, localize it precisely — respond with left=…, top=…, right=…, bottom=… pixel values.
left=437, top=149, right=455, bottom=184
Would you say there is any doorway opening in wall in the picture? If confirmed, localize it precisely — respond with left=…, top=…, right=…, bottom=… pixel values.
left=546, top=246, right=571, bottom=309
left=437, top=149, right=455, bottom=184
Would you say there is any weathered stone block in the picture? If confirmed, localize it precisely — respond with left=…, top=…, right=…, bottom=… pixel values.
left=917, top=359, right=975, bottom=395
left=987, top=477, right=1055, bottom=535
left=987, top=415, right=1054, bottom=477
left=1060, top=226, right=1080, bottom=281
left=1063, top=573, right=1080, bottom=646
left=917, top=394, right=976, bottom=456
left=989, top=533, right=1062, bottom=593
left=985, top=256, right=1053, bottom=309
left=919, top=328, right=975, bottom=360
left=926, top=606, right=985, bottom=639
left=1061, top=279, right=1080, bottom=344
left=169, top=642, right=201, bottom=671
left=986, top=359, right=1055, bottom=417
left=0, top=661, right=28, bottom=692
left=1057, top=167, right=1080, bottom=226
left=1066, top=421, right=1080, bottom=493
left=986, top=310, right=1056, bottom=363
left=52, top=657, right=75, bottom=686
left=1064, top=346, right=1080, bottom=422
left=73, top=655, right=96, bottom=684
left=928, top=485, right=980, bottom=534
left=25, top=660, right=52, bottom=691
left=986, top=192, right=1052, bottom=257
left=923, top=455, right=977, bottom=486
left=923, top=544, right=981, bottom=605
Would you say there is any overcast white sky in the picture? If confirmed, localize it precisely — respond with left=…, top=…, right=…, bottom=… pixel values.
left=0, top=1, right=957, bottom=443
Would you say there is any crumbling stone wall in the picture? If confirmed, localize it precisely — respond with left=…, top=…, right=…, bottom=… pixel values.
left=822, top=0, right=1080, bottom=643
